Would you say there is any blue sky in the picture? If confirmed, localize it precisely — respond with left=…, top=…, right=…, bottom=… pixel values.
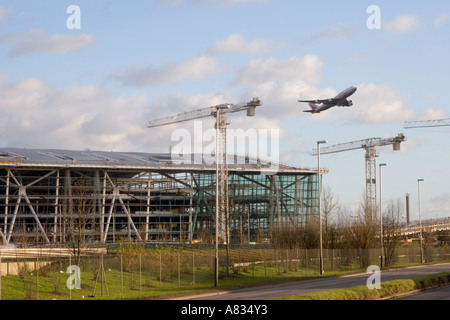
left=0, top=0, right=449, bottom=221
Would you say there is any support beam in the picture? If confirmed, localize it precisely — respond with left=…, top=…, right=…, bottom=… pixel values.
left=23, top=191, right=50, bottom=244
left=103, top=173, right=142, bottom=242
left=3, top=170, right=10, bottom=235
left=6, top=192, right=22, bottom=243
left=53, top=170, right=60, bottom=243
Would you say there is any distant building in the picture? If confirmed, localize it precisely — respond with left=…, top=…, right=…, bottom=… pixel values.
left=0, top=148, right=319, bottom=246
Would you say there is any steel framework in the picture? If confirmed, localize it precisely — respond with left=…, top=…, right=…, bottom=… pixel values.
left=0, top=148, right=318, bottom=246
left=404, top=118, right=450, bottom=129
left=148, top=98, right=262, bottom=242
left=312, top=133, right=406, bottom=217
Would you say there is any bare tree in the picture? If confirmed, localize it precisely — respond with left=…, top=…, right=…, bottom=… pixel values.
left=321, top=187, right=340, bottom=248
left=341, top=198, right=378, bottom=267
left=63, top=178, right=96, bottom=265
left=271, top=222, right=319, bottom=250
left=382, top=198, right=405, bottom=266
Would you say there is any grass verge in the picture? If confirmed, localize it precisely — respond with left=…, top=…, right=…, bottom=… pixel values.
left=0, top=263, right=361, bottom=300
left=276, top=272, right=450, bottom=300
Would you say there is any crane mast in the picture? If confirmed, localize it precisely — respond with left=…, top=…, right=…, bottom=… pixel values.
left=147, top=98, right=262, bottom=242
left=312, top=133, right=406, bottom=218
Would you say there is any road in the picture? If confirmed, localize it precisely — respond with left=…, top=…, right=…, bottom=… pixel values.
left=180, top=263, right=450, bottom=300
left=397, top=285, right=450, bottom=300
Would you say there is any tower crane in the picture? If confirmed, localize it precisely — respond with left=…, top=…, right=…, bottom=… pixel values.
left=404, top=118, right=450, bottom=129
left=311, top=133, right=406, bottom=216
left=147, top=98, right=262, bottom=242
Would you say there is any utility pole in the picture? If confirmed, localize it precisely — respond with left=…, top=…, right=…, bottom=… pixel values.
left=317, top=140, right=327, bottom=275
left=379, top=163, right=387, bottom=267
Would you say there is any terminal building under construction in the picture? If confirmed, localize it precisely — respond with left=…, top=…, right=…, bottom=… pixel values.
left=0, top=148, right=319, bottom=246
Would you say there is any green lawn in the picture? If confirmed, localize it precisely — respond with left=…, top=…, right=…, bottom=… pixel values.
left=0, top=262, right=363, bottom=300
left=1, top=251, right=448, bottom=300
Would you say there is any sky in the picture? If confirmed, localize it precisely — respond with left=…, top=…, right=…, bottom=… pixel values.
left=0, top=0, right=449, bottom=221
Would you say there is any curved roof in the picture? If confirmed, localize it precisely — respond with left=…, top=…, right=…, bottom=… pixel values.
left=0, top=147, right=316, bottom=174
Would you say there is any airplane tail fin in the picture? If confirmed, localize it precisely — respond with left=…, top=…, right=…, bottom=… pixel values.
left=303, top=103, right=318, bottom=113
left=308, top=103, right=318, bottom=111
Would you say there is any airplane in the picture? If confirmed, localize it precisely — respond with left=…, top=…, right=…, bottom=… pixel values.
left=299, top=86, right=357, bottom=114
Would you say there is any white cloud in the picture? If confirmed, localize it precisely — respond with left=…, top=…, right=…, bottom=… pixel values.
left=111, top=34, right=282, bottom=87
left=157, top=0, right=184, bottom=8
left=346, top=83, right=412, bottom=124
left=237, top=79, right=340, bottom=125
left=0, top=77, right=154, bottom=151
left=234, top=55, right=323, bottom=86
left=110, top=55, right=222, bottom=86
left=307, top=26, right=357, bottom=43
left=159, top=0, right=267, bottom=6
left=339, top=83, right=446, bottom=125
left=148, top=90, right=238, bottom=120
left=434, top=12, right=449, bottom=28
left=196, top=0, right=267, bottom=5
left=144, top=91, right=283, bottom=157
left=0, top=7, right=11, bottom=21
left=208, top=34, right=280, bottom=55
left=427, top=193, right=450, bottom=219
left=383, top=15, right=421, bottom=33
left=0, top=29, right=97, bottom=57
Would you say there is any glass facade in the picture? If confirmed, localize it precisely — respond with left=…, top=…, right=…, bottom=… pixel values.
left=192, top=172, right=319, bottom=243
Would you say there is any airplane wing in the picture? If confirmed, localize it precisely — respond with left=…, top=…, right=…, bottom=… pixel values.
left=298, top=99, right=332, bottom=104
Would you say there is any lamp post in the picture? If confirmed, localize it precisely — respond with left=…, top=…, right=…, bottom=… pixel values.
left=417, top=178, right=424, bottom=264
left=379, top=163, right=387, bottom=267
left=317, top=140, right=327, bottom=275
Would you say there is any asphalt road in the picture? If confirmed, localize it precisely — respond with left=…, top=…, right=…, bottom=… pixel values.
left=183, top=263, right=450, bottom=300
left=397, top=285, right=450, bottom=300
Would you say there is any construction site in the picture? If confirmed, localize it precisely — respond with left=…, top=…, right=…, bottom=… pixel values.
left=0, top=98, right=323, bottom=247
left=0, top=92, right=448, bottom=249
left=0, top=148, right=320, bottom=246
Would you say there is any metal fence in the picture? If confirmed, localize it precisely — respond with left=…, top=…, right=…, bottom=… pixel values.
left=1, top=245, right=449, bottom=300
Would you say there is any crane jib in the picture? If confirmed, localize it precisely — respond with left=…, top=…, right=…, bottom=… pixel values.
left=147, top=98, right=261, bottom=128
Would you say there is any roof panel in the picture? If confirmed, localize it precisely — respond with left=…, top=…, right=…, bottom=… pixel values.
left=0, top=147, right=314, bottom=174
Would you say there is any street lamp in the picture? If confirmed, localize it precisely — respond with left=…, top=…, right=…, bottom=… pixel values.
left=379, top=163, right=387, bottom=267
left=317, top=140, right=327, bottom=275
left=417, top=178, right=424, bottom=264
left=215, top=104, right=230, bottom=287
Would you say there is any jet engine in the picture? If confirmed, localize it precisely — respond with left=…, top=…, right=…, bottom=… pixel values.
left=344, top=100, right=353, bottom=107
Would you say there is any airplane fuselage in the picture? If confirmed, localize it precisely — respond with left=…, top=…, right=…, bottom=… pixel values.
left=334, top=86, right=357, bottom=102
